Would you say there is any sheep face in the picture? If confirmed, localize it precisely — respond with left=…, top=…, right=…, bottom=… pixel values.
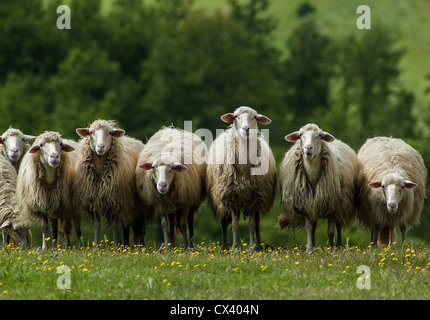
left=29, top=135, right=74, bottom=168
left=76, top=121, right=125, bottom=156
left=0, top=220, right=30, bottom=248
left=369, top=174, right=418, bottom=213
left=140, top=160, right=188, bottom=195
left=221, top=106, right=271, bottom=140
left=285, top=124, right=334, bottom=160
left=0, top=129, right=35, bottom=163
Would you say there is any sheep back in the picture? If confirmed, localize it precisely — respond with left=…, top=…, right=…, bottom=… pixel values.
left=357, top=137, right=427, bottom=230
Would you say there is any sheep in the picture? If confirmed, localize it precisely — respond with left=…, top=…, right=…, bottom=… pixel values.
left=11, top=131, right=81, bottom=250
left=206, top=106, right=277, bottom=251
left=74, top=119, right=144, bottom=248
left=277, top=123, right=357, bottom=253
left=356, top=137, right=427, bottom=246
left=0, top=128, right=35, bottom=246
left=136, top=126, right=207, bottom=249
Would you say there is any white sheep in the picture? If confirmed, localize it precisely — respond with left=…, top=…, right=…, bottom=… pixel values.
left=206, top=106, right=277, bottom=250
left=357, top=137, right=427, bottom=246
left=136, top=127, right=207, bottom=249
left=74, top=119, right=144, bottom=248
left=0, top=128, right=35, bottom=245
left=277, top=123, right=357, bottom=253
left=12, top=131, right=81, bottom=249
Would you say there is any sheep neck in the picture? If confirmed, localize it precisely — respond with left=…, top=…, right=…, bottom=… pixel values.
left=303, top=155, right=322, bottom=187
left=41, top=163, right=57, bottom=186
left=93, top=152, right=107, bottom=176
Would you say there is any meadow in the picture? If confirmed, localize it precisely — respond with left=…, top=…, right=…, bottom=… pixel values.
left=0, top=240, right=429, bottom=300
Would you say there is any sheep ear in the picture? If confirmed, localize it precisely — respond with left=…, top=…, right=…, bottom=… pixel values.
left=112, top=129, right=125, bottom=138
left=369, top=181, right=382, bottom=188
left=221, top=113, right=235, bottom=123
left=285, top=132, right=300, bottom=142
left=76, top=128, right=90, bottom=137
left=173, top=163, right=188, bottom=173
left=139, top=162, right=153, bottom=170
left=61, top=144, right=75, bottom=152
left=0, top=219, right=11, bottom=229
left=29, top=145, right=40, bottom=153
left=256, top=114, right=272, bottom=125
left=320, top=132, right=335, bottom=142
left=405, top=180, right=418, bottom=189
left=0, top=137, right=3, bottom=145
left=24, top=135, right=36, bottom=142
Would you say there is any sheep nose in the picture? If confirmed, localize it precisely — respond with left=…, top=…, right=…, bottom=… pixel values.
left=242, top=126, right=250, bottom=132
left=388, top=203, right=396, bottom=209
left=10, top=148, right=18, bottom=153
left=158, top=182, right=167, bottom=188
left=305, top=145, right=313, bottom=151
left=50, top=153, right=59, bottom=159
left=97, top=144, right=105, bottom=149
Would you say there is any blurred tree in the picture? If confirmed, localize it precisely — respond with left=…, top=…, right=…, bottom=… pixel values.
left=0, top=72, right=52, bottom=134
left=228, top=0, right=277, bottom=35
left=141, top=9, right=284, bottom=136
left=0, top=0, right=67, bottom=80
left=283, top=19, right=337, bottom=127
left=336, top=28, right=416, bottom=145
left=50, top=46, right=123, bottom=138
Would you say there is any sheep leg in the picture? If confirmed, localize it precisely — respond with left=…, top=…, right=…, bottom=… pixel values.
left=51, top=219, right=58, bottom=246
left=132, top=216, right=145, bottom=247
left=305, top=217, right=316, bottom=253
left=74, top=220, right=83, bottom=249
left=391, top=227, right=398, bottom=245
left=231, top=210, right=240, bottom=251
left=327, top=219, right=335, bottom=248
left=221, top=215, right=229, bottom=251
left=336, top=222, right=344, bottom=247
left=161, top=214, right=170, bottom=248
left=168, top=214, right=176, bottom=248
left=255, top=213, right=261, bottom=250
left=111, top=219, right=118, bottom=247
left=122, top=224, right=130, bottom=247
left=372, top=227, right=380, bottom=247
left=93, top=215, right=101, bottom=250
left=41, top=216, right=49, bottom=250
left=61, top=219, right=72, bottom=248
left=249, top=211, right=261, bottom=250
left=400, top=225, right=406, bottom=244
left=188, top=207, right=197, bottom=249
left=179, top=208, right=189, bottom=250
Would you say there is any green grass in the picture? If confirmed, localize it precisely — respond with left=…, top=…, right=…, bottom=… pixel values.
left=0, top=240, right=429, bottom=300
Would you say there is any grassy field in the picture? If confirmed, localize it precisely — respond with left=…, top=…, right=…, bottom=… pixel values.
left=0, top=240, right=429, bottom=300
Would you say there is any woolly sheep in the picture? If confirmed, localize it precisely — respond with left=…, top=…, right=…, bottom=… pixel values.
left=206, top=106, right=277, bottom=250
left=277, top=123, right=357, bottom=253
left=0, top=128, right=35, bottom=246
left=12, top=131, right=81, bottom=250
left=75, top=119, right=144, bottom=248
left=136, top=127, right=207, bottom=249
left=357, top=137, right=427, bottom=246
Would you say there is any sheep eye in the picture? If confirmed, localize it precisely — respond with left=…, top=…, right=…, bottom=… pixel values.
left=39, top=143, right=44, bottom=147
left=381, top=185, right=385, bottom=189
left=89, top=131, right=94, bottom=135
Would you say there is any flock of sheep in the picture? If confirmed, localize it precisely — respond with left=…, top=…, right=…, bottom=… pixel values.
left=0, top=106, right=427, bottom=252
